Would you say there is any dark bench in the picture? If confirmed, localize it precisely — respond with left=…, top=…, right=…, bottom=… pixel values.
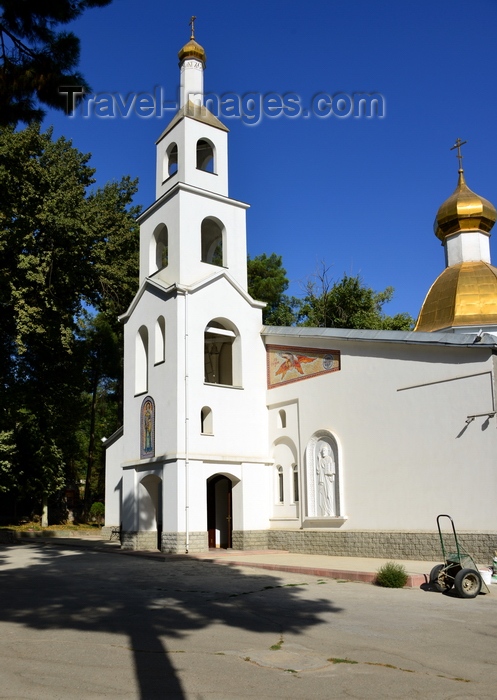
left=110, top=525, right=121, bottom=542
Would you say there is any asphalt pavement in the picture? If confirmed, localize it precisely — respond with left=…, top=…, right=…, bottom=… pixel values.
left=1, top=538, right=496, bottom=699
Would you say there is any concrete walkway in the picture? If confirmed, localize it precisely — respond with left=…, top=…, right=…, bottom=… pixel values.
left=10, top=531, right=450, bottom=588
left=189, top=549, right=439, bottom=587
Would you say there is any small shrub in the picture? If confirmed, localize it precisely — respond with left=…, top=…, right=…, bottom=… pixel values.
left=89, top=501, right=105, bottom=524
left=375, top=561, right=408, bottom=588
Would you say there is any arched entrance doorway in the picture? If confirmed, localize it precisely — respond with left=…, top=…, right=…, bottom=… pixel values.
left=207, top=475, right=232, bottom=549
left=139, top=474, right=163, bottom=550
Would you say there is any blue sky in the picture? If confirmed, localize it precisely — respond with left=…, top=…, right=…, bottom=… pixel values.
left=45, top=0, right=497, bottom=320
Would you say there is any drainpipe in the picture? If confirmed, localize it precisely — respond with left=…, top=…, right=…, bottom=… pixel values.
left=184, top=290, right=190, bottom=553
left=491, top=354, right=497, bottom=413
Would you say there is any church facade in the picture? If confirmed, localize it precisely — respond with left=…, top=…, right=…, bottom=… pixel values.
left=104, top=32, right=497, bottom=561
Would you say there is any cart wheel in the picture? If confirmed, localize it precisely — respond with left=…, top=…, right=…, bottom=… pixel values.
left=454, top=569, right=482, bottom=599
left=429, top=564, right=447, bottom=591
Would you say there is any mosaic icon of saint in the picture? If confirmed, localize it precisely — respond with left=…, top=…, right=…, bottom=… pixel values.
left=143, top=400, right=153, bottom=453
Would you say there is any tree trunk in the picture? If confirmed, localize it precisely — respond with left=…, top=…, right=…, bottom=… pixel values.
left=83, top=370, right=99, bottom=518
left=41, top=494, right=48, bottom=527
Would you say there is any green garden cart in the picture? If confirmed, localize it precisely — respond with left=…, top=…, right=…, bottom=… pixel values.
left=429, top=514, right=489, bottom=598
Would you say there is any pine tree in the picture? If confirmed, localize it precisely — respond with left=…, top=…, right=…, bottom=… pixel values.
left=0, top=0, right=111, bottom=125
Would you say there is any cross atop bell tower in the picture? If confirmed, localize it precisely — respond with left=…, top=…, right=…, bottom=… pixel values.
left=450, top=137, right=467, bottom=172
left=189, top=15, right=196, bottom=39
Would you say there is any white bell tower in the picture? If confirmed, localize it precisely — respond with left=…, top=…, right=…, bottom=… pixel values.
left=113, top=23, right=270, bottom=554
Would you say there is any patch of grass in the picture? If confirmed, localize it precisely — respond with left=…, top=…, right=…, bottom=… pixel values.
left=375, top=561, right=408, bottom=588
left=2, top=522, right=99, bottom=531
left=365, top=662, right=416, bottom=673
left=328, top=657, right=358, bottom=664
left=270, top=637, right=284, bottom=651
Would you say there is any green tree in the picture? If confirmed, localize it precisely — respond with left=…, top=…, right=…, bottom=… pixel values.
left=89, top=500, right=104, bottom=524
left=87, top=177, right=141, bottom=328
left=298, top=265, right=414, bottom=330
left=247, top=253, right=298, bottom=325
left=0, top=0, right=112, bottom=126
left=0, top=430, right=16, bottom=494
left=0, top=123, right=139, bottom=516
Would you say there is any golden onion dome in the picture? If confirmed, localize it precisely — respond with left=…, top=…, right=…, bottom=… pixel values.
left=414, top=261, right=497, bottom=332
left=434, top=170, right=497, bottom=242
left=178, top=38, right=206, bottom=65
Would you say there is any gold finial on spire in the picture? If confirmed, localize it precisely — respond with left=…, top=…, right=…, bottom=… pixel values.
left=189, top=15, right=196, bottom=40
left=178, top=16, right=206, bottom=65
left=450, top=137, right=467, bottom=172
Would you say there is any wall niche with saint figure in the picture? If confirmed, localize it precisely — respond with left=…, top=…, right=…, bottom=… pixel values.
left=305, top=431, right=340, bottom=519
left=140, top=396, right=155, bottom=459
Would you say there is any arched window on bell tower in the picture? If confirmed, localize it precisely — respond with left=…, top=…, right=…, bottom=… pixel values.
left=196, top=138, right=215, bottom=173
left=201, top=217, right=224, bottom=267
left=165, top=143, right=178, bottom=180
left=204, top=319, right=241, bottom=386
left=153, top=224, right=168, bottom=272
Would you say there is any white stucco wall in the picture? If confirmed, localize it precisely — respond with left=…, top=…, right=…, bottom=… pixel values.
left=266, top=333, right=497, bottom=532
left=104, top=431, right=124, bottom=526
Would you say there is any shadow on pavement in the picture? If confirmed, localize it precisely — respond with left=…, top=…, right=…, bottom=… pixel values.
left=0, top=543, right=342, bottom=699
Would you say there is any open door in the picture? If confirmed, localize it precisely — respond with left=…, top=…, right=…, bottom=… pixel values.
left=207, top=475, right=232, bottom=549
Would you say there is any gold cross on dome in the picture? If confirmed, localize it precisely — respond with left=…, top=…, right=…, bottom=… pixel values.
left=450, top=137, right=467, bottom=170
left=189, top=15, right=197, bottom=40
